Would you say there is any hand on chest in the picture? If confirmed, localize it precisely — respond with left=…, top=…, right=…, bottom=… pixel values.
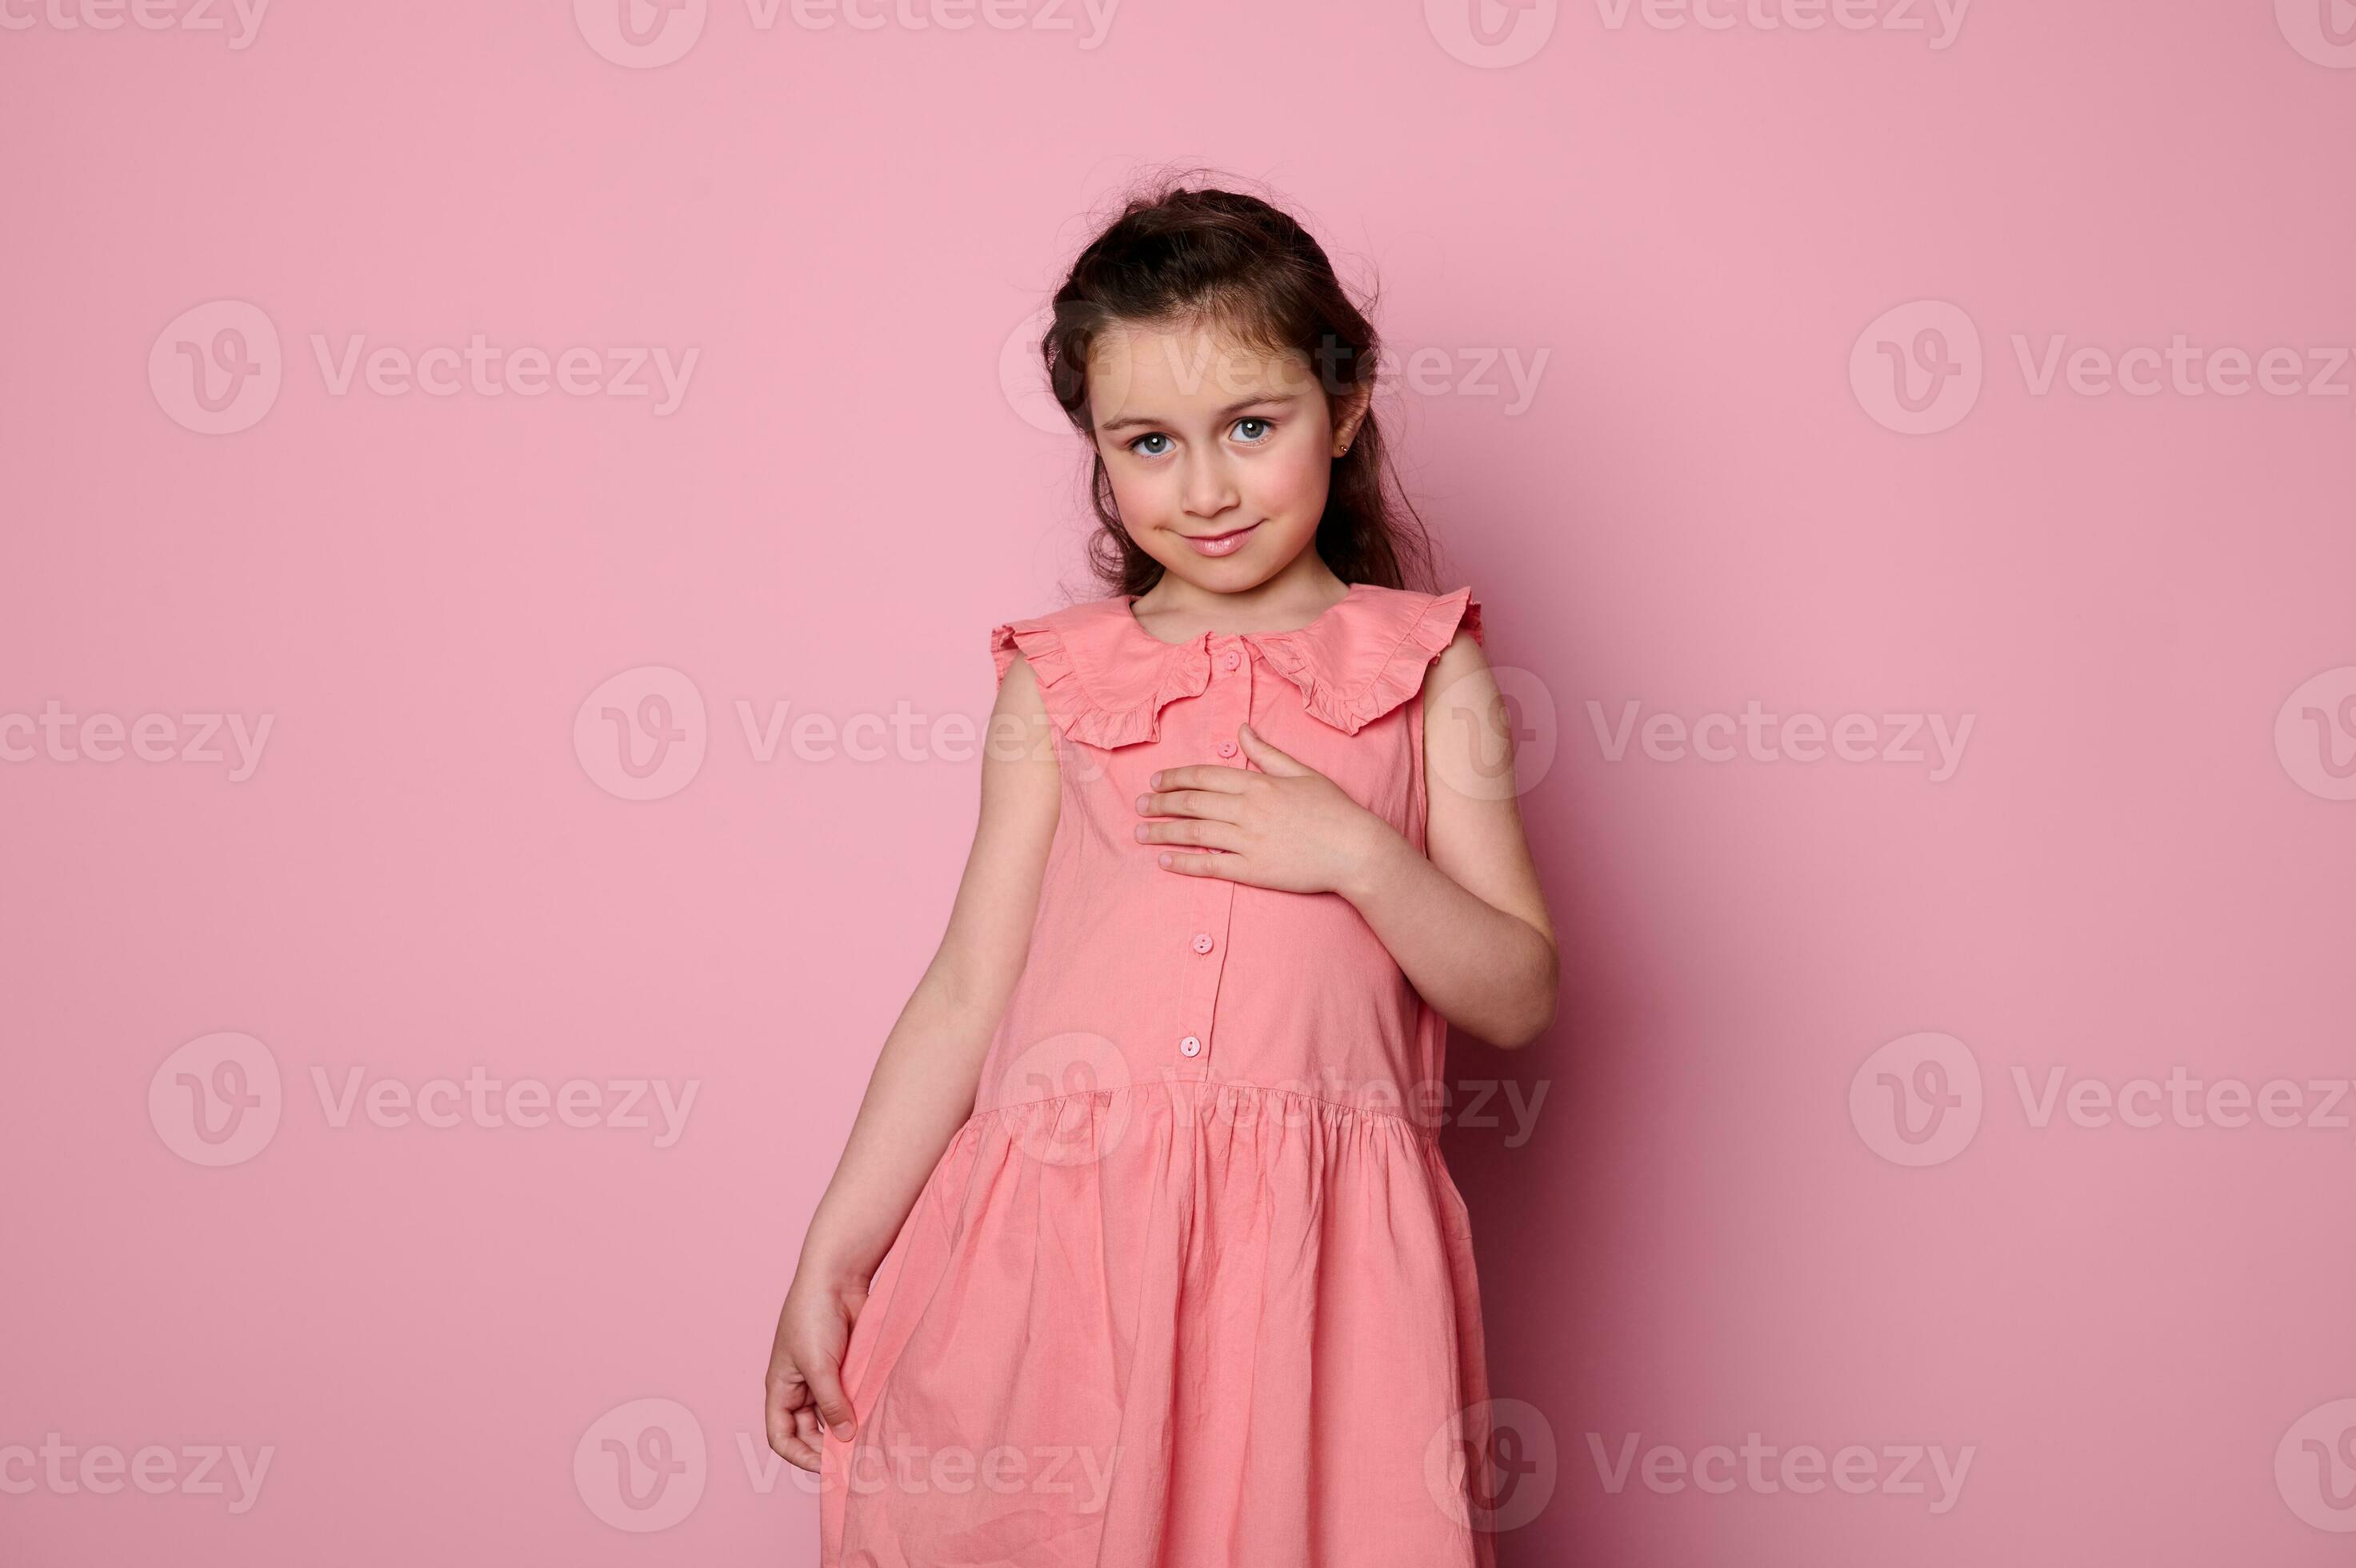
left=988, top=582, right=1479, bottom=842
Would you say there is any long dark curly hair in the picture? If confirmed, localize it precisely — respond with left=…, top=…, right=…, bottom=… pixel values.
left=1040, top=171, right=1438, bottom=598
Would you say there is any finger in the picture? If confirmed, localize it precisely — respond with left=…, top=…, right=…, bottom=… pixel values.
left=1138, top=821, right=1245, bottom=855
left=766, top=1378, right=825, bottom=1471
left=1135, top=787, right=1242, bottom=822
left=1156, top=847, right=1246, bottom=877
left=786, top=1406, right=827, bottom=1473
left=1147, top=766, right=1244, bottom=794
left=803, top=1356, right=859, bottom=1443
left=1236, top=722, right=1311, bottom=776
left=770, top=1410, right=825, bottom=1472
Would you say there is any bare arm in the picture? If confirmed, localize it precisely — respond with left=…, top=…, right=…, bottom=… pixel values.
left=1342, top=629, right=1558, bottom=1048
left=764, top=650, right=1061, bottom=1467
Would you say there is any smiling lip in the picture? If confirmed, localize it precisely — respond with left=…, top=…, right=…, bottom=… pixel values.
left=1182, top=521, right=1260, bottom=558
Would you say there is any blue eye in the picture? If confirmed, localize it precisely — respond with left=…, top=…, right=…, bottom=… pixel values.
left=1125, top=418, right=1274, bottom=458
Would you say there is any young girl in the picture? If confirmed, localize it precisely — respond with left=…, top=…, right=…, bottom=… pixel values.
left=765, top=181, right=1558, bottom=1567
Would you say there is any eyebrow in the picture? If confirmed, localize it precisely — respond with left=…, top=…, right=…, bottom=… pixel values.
left=1096, top=392, right=1302, bottom=434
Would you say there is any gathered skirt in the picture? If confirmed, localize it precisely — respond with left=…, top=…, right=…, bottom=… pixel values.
left=818, top=1076, right=1498, bottom=1568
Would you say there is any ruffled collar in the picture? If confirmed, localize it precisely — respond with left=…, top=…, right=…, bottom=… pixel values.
left=991, top=582, right=1482, bottom=750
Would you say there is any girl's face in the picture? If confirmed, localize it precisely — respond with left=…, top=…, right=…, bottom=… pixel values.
left=1086, top=320, right=1370, bottom=590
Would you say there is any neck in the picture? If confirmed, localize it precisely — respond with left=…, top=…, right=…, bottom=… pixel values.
left=1132, top=559, right=1351, bottom=639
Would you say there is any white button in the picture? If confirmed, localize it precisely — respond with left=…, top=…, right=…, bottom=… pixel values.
left=1190, top=933, right=1214, bottom=954
left=1179, top=1035, right=1202, bottom=1057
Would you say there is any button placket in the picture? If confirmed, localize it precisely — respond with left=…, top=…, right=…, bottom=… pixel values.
left=1173, top=636, right=1247, bottom=1077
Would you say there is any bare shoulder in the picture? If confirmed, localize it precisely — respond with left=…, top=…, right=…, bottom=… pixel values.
left=992, top=644, right=1046, bottom=714
left=1420, top=623, right=1500, bottom=752
left=983, top=650, right=1059, bottom=782
left=1425, top=622, right=1492, bottom=687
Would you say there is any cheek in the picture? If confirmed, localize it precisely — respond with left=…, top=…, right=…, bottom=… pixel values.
left=1103, top=462, right=1165, bottom=522
left=1245, top=444, right=1332, bottom=521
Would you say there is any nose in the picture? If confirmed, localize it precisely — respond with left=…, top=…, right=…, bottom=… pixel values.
left=1180, top=451, right=1240, bottom=521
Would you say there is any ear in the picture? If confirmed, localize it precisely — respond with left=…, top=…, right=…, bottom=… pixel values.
left=1330, top=382, right=1373, bottom=457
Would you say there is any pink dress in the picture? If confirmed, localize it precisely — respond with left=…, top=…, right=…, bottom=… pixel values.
left=819, top=581, right=1498, bottom=1568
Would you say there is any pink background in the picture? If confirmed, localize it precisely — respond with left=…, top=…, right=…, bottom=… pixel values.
left=5, top=0, right=2354, bottom=1562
